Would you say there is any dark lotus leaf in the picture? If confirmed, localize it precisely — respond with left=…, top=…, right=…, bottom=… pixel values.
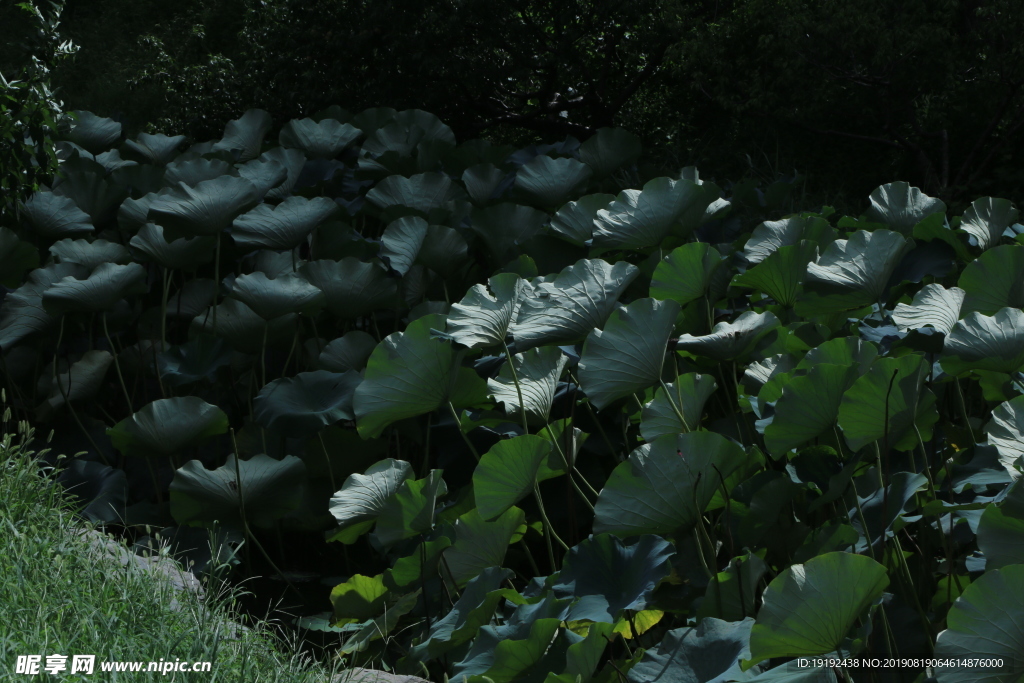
left=627, top=618, right=755, bottom=683
left=61, top=110, right=122, bottom=154
left=212, top=108, right=273, bottom=161
left=129, top=222, right=216, bottom=270
left=552, top=534, right=674, bottom=623
left=235, top=157, right=288, bottom=199
left=122, top=132, right=186, bottom=165
left=157, top=334, right=234, bottom=387
left=108, top=396, right=230, bottom=458
left=262, top=147, right=307, bottom=201
left=20, top=192, right=94, bottom=239
left=300, top=258, right=400, bottom=319
left=42, top=262, right=148, bottom=315
left=163, top=157, right=236, bottom=187
left=232, top=196, right=340, bottom=252
left=49, top=238, right=131, bottom=271
left=0, top=263, right=85, bottom=350
left=279, top=117, right=362, bottom=158
left=149, top=176, right=261, bottom=237
left=254, top=369, right=362, bottom=436
left=57, top=459, right=127, bottom=524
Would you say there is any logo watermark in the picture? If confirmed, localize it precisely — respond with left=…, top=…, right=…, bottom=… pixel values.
left=15, top=655, right=212, bottom=675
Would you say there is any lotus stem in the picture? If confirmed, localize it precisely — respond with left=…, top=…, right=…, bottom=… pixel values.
left=501, top=342, right=529, bottom=435
left=103, top=312, right=134, bottom=414
left=160, top=267, right=170, bottom=351
left=446, top=401, right=479, bottom=461
left=318, top=432, right=337, bottom=492
left=53, top=316, right=109, bottom=466
left=212, top=233, right=221, bottom=335
left=658, top=379, right=691, bottom=432
left=954, top=377, right=976, bottom=444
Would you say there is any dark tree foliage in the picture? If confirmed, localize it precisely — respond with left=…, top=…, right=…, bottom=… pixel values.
left=44, top=0, right=1024, bottom=206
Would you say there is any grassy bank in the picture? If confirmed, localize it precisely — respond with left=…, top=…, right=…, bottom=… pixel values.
left=0, top=418, right=345, bottom=683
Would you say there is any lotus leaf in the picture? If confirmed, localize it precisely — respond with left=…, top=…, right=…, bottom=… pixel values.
left=960, top=196, right=1018, bottom=251
left=300, top=258, right=399, bottom=319
left=447, top=273, right=526, bottom=349
left=20, top=192, right=94, bottom=238
left=892, top=283, right=965, bottom=335
left=49, top=238, right=130, bottom=271
left=579, top=127, right=642, bottom=179
left=279, top=117, right=362, bottom=158
left=675, top=310, right=780, bottom=361
left=254, top=369, right=361, bottom=436
left=487, top=346, right=567, bottom=424
left=594, top=432, right=747, bottom=537
left=514, top=155, right=592, bottom=207
left=108, top=396, right=229, bottom=458
left=550, top=193, right=614, bottom=246
left=579, top=298, right=680, bottom=410
left=42, top=262, right=148, bottom=314
left=984, top=395, right=1024, bottom=478
left=627, top=618, right=755, bottom=683
left=319, top=331, right=377, bottom=372
left=746, top=552, right=889, bottom=666
left=941, top=308, right=1024, bottom=375
left=170, top=453, right=306, bottom=529
left=933, top=565, right=1024, bottom=682
left=957, top=244, right=1024, bottom=315
left=212, top=109, right=272, bottom=161
left=742, top=215, right=835, bottom=264
left=511, top=258, right=639, bottom=352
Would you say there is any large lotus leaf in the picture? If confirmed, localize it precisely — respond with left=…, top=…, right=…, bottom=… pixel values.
left=941, top=309, right=1024, bottom=375
left=742, top=216, right=835, bottom=265
left=118, top=189, right=171, bottom=233
left=254, top=369, right=361, bottom=437
left=149, top=177, right=261, bottom=237
left=958, top=245, right=1024, bottom=315
left=330, top=574, right=389, bottom=625
left=38, top=349, right=113, bottom=418
left=579, top=127, right=642, bottom=179
left=328, top=459, right=413, bottom=534
left=0, top=263, right=84, bottom=349
left=473, top=435, right=551, bottom=521
left=354, top=314, right=460, bottom=438
left=62, top=111, right=121, bottom=154
left=650, top=242, right=726, bottom=307
left=892, top=283, right=965, bottom=335
left=488, top=346, right=567, bottom=424
left=42, top=262, right=147, bottom=314
left=641, top=374, right=717, bottom=440
left=229, top=272, right=324, bottom=320
left=20, top=192, right=94, bottom=238
left=593, top=177, right=709, bottom=249
left=163, top=157, right=235, bottom=187
left=157, top=334, right=233, bottom=387
left=675, top=311, right=780, bottom=362
left=746, top=552, right=888, bottom=667
left=594, top=432, right=747, bottom=537
left=933, top=565, right=1024, bottom=683
left=470, top=203, right=548, bottom=263
left=734, top=242, right=818, bottom=308
left=864, top=181, right=947, bottom=234
left=552, top=534, right=673, bottom=623
left=168, top=279, right=217, bottom=318
left=232, top=196, right=339, bottom=252
left=93, top=149, right=137, bottom=173
left=984, top=396, right=1024, bottom=479
left=976, top=479, right=1024, bottom=569
left=319, top=331, right=377, bottom=372
left=108, top=397, right=229, bottom=458
left=444, top=506, right=526, bottom=586
left=579, top=298, right=680, bottom=410
left=365, top=172, right=462, bottom=214
left=417, top=224, right=469, bottom=276
left=848, top=472, right=929, bottom=552
left=462, top=163, right=510, bottom=205
left=514, top=155, right=592, bottom=207
left=838, top=354, right=938, bottom=452
left=190, top=298, right=298, bottom=354
left=408, top=567, right=513, bottom=662
left=170, top=453, right=306, bottom=529
left=52, top=167, right=126, bottom=225
left=802, top=229, right=913, bottom=309
left=211, top=108, right=272, bottom=161
left=447, top=273, right=526, bottom=349
left=380, top=216, right=428, bottom=275
left=49, top=238, right=130, bottom=271
left=129, top=222, right=215, bottom=270
left=362, top=109, right=455, bottom=157
left=960, top=196, right=1018, bottom=251
left=0, top=227, right=40, bottom=286
left=279, top=118, right=362, bottom=158
left=300, top=258, right=399, bottom=319
left=697, top=552, right=769, bottom=623
left=56, top=459, right=128, bottom=525
left=262, top=147, right=307, bottom=201
left=372, top=470, right=448, bottom=547
left=550, top=193, right=614, bottom=246
left=796, top=337, right=877, bottom=374
left=453, top=607, right=566, bottom=682
left=511, top=259, right=639, bottom=352
left=123, top=132, right=185, bottom=164
left=235, top=157, right=287, bottom=199
left=627, top=618, right=755, bottom=683
left=765, top=364, right=861, bottom=457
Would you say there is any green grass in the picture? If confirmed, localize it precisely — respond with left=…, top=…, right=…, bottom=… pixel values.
left=0, top=418, right=348, bottom=682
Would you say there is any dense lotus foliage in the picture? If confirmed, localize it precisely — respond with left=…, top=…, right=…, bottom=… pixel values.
left=3, top=106, right=1024, bottom=683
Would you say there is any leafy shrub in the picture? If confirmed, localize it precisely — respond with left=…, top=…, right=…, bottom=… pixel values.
left=2, top=105, right=1024, bottom=682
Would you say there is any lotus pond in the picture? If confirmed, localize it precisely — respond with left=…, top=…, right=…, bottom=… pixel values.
left=2, top=107, right=1024, bottom=683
